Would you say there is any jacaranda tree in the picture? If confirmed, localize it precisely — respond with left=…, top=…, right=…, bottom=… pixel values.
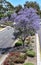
left=13, top=7, right=40, bottom=47
left=1, top=7, right=40, bottom=47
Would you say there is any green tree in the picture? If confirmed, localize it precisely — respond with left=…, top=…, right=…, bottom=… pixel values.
left=15, top=5, right=22, bottom=13
left=0, top=0, right=7, bottom=12
left=39, top=10, right=41, bottom=18
left=6, top=1, right=14, bottom=11
left=24, top=1, right=41, bottom=17
left=24, top=1, right=40, bottom=11
left=0, top=0, right=14, bottom=19
left=5, top=1, right=15, bottom=18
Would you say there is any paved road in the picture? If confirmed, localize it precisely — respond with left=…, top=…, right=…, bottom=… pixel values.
left=0, top=26, right=14, bottom=48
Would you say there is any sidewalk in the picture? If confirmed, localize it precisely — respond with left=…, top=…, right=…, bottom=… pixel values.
left=35, top=33, right=40, bottom=65
left=40, top=59, right=41, bottom=65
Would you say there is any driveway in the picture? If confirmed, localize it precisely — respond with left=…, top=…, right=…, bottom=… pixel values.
left=0, top=26, right=14, bottom=48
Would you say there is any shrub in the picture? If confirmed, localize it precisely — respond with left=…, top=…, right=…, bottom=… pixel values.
left=31, top=40, right=34, bottom=43
left=26, top=50, right=35, bottom=57
left=28, top=44, right=33, bottom=50
left=3, top=59, right=14, bottom=65
left=15, top=39, right=23, bottom=47
left=15, top=42, right=22, bottom=47
left=9, top=62, right=14, bottom=65
left=26, top=41, right=30, bottom=46
left=14, top=53, right=26, bottom=63
left=9, top=52, right=20, bottom=57
left=30, top=31, right=35, bottom=36
left=24, top=62, right=34, bottom=65
left=14, top=57, right=25, bottom=63
left=25, top=36, right=32, bottom=46
left=20, top=53, right=27, bottom=59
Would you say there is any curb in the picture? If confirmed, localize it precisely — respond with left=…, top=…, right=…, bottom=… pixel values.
left=0, top=39, right=19, bottom=65
left=35, top=33, right=40, bottom=65
left=12, top=38, right=19, bottom=47
left=0, top=54, right=9, bottom=65
left=0, top=28, right=6, bottom=32
left=0, top=34, right=40, bottom=65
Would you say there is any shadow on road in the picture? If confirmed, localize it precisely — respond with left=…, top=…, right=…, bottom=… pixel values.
left=0, top=45, right=29, bottom=55
left=0, top=47, right=13, bottom=54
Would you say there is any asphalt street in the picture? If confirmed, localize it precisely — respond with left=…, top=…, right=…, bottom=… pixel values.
left=0, top=25, right=41, bottom=49
left=0, top=26, right=14, bottom=48
left=0, top=25, right=41, bottom=54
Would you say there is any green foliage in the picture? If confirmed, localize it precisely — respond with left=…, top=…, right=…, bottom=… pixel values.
left=39, top=10, right=41, bottom=18
left=24, top=1, right=40, bottom=11
left=27, top=41, right=30, bottom=45
left=15, top=42, right=22, bottom=47
left=29, top=31, right=35, bottom=36
left=0, top=0, right=14, bottom=18
left=24, top=1, right=41, bottom=17
left=6, top=1, right=14, bottom=10
left=14, top=53, right=27, bottom=63
left=20, top=53, right=27, bottom=59
left=25, top=36, right=32, bottom=46
left=28, top=44, right=33, bottom=50
left=0, top=14, right=4, bottom=19
left=24, top=62, right=34, bottom=65
left=27, top=36, right=31, bottom=43
left=15, top=5, right=22, bottom=13
left=14, top=57, right=25, bottom=63
left=26, top=50, right=35, bottom=57
left=15, top=39, right=23, bottom=47
left=9, top=62, right=14, bottom=65
left=31, top=40, right=34, bottom=43
left=4, top=21, right=13, bottom=26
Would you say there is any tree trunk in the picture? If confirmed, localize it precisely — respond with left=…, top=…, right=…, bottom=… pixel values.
left=22, top=38, right=25, bottom=47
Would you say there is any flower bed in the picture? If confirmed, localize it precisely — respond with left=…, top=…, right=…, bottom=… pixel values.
left=24, top=62, right=34, bottom=65
left=3, top=36, right=37, bottom=65
left=3, top=52, right=27, bottom=65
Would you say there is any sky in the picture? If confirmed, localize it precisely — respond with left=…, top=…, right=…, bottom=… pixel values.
left=7, top=0, right=41, bottom=8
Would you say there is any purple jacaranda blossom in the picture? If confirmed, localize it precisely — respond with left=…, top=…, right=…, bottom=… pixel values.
left=14, top=7, right=40, bottom=32
left=4, top=17, right=8, bottom=21
left=8, top=13, right=17, bottom=22
left=11, top=13, right=17, bottom=19
left=12, top=7, right=40, bottom=47
left=1, top=7, right=40, bottom=33
left=1, top=13, right=17, bottom=22
left=1, top=17, right=8, bottom=24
